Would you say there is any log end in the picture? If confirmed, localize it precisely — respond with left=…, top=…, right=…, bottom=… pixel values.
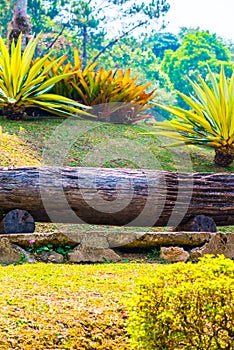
left=175, top=214, right=217, bottom=233
left=0, top=209, right=35, bottom=234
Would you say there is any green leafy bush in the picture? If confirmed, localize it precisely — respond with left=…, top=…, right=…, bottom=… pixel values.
left=127, top=255, right=234, bottom=350
left=0, top=34, right=91, bottom=120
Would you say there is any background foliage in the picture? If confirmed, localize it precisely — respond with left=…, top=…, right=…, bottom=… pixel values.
left=1, top=1, right=234, bottom=119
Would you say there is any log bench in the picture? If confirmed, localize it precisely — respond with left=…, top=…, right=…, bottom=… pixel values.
left=0, top=166, right=233, bottom=234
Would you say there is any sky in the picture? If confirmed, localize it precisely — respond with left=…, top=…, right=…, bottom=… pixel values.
left=164, top=0, right=234, bottom=42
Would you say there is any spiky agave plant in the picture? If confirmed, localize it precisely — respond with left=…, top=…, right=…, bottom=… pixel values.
left=0, top=34, right=92, bottom=120
left=150, top=66, right=234, bottom=167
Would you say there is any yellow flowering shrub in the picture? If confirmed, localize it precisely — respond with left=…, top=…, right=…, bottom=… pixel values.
left=127, top=255, right=234, bottom=350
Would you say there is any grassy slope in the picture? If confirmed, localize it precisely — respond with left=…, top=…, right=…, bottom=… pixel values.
left=0, top=125, right=40, bottom=167
left=1, top=116, right=234, bottom=172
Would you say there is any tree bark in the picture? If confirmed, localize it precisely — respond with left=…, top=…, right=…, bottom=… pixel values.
left=0, top=167, right=233, bottom=227
left=8, top=0, right=31, bottom=49
left=82, top=26, right=88, bottom=65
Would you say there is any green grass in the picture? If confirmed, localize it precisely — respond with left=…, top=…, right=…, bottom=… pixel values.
left=0, top=262, right=158, bottom=349
left=1, top=116, right=234, bottom=172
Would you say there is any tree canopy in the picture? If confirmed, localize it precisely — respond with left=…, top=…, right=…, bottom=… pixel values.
left=161, top=29, right=234, bottom=107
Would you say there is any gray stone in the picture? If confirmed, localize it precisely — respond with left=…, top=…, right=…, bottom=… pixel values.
left=0, top=230, right=212, bottom=251
left=0, top=237, right=22, bottom=265
left=66, top=230, right=139, bottom=248
left=0, top=232, right=78, bottom=249
left=160, top=246, right=190, bottom=262
left=190, top=232, right=234, bottom=260
left=106, top=232, right=138, bottom=248
left=68, top=245, right=121, bottom=263
left=223, top=233, right=234, bottom=259
left=62, top=231, right=83, bottom=245
left=120, top=231, right=211, bottom=249
left=2, top=230, right=233, bottom=265
left=15, top=246, right=37, bottom=263
left=80, top=232, right=109, bottom=249
left=37, top=250, right=64, bottom=263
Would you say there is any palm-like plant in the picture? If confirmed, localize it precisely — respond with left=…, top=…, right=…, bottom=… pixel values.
left=150, top=66, right=234, bottom=167
left=0, top=34, right=92, bottom=120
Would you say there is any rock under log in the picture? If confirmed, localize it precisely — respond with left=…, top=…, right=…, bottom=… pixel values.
left=0, top=209, right=35, bottom=234
left=0, top=167, right=233, bottom=227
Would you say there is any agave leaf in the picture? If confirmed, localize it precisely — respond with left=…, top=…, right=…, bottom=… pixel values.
left=218, top=66, right=229, bottom=139
left=0, top=86, right=7, bottom=98
left=229, top=104, right=234, bottom=138
left=21, top=77, right=46, bottom=94
left=18, top=35, right=41, bottom=87
left=153, top=121, right=194, bottom=133
left=154, top=103, right=219, bottom=137
left=191, top=78, right=221, bottom=123
left=147, top=131, right=189, bottom=141
left=10, top=35, right=22, bottom=96
left=179, top=87, right=222, bottom=134
left=196, top=72, right=231, bottom=138
left=31, top=73, right=74, bottom=95
left=29, top=102, right=78, bottom=117
left=24, top=54, right=51, bottom=84
left=27, top=83, right=54, bottom=97
left=27, top=98, right=94, bottom=118
left=153, top=131, right=220, bottom=146
left=206, top=66, right=219, bottom=99
left=228, top=134, right=234, bottom=143
left=32, top=93, right=91, bottom=108
left=7, top=97, right=17, bottom=103
left=0, top=37, right=12, bottom=96
left=197, top=74, right=224, bottom=136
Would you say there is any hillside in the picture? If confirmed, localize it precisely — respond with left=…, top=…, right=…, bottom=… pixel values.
left=1, top=116, right=234, bottom=173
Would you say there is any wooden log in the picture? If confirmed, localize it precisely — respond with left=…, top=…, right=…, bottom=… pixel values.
left=175, top=214, right=217, bottom=232
left=0, top=167, right=233, bottom=227
left=0, top=209, right=35, bottom=234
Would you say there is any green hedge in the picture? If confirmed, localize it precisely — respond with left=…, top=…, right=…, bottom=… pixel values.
left=127, top=255, right=234, bottom=350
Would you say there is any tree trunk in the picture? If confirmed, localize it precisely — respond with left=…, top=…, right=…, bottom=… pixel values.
left=0, top=167, right=233, bottom=227
left=82, top=26, right=87, bottom=65
left=8, top=0, right=31, bottom=49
